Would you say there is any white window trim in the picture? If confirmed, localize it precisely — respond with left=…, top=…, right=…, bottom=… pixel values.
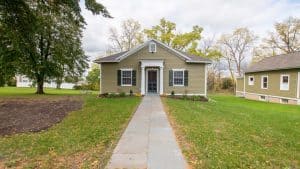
left=261, top=75, right=268, bottom=89
left=173, top=69, right=185, bottom=87
left=248, top=76, right=254, bottom=85
left=149, top=42, right=157, bottom=53
left=280, top=74, right=290, bottom=91
left=121, top=68, right=133, bottom=86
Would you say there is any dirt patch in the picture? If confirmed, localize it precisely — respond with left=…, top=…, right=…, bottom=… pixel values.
left=0, top=96, right=83, bottom=136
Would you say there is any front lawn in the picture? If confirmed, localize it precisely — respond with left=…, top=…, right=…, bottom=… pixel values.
left=0, top=88, right=141, bottom=168
left=164, top=94, right=300, bottom=168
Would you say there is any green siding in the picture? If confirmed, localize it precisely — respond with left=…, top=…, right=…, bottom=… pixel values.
left=245, top=69, right=299, bottom=98
left=101, top=44, right=206, bottom=94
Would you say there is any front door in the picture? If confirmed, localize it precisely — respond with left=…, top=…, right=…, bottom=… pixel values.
left=148, top=70, right=157, bottom=93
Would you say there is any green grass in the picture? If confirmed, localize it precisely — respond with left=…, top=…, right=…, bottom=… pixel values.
left=0, top=87, right=98, bottom=96
left=0, top=87, right=141, bottom=168
left=164, top=94, right=300, bottom=169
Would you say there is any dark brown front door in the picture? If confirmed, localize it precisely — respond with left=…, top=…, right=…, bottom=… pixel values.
left=148, top=70, right=157, bottom=93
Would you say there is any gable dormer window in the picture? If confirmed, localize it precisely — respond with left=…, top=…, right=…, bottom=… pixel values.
left=149, top=42, right=156, bottom=53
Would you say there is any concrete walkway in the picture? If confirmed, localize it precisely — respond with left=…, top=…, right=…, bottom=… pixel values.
left=106, top=95, right=188, bottom=169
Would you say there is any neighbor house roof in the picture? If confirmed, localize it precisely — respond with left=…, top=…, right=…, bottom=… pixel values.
left=246, top=52, right=300, bottom=73
left=94, top=39, right=211, bottom=64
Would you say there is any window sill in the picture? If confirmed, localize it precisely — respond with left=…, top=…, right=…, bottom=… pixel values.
left=121, top=84, right=132, bottom=87
left=173, top=85, right=184, bottom=87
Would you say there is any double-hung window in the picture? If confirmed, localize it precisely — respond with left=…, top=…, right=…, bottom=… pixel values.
left=261, top=75, right=268, bottom=89
left=280, top=75, right=289, bottom=91
left=121, top=69, right=132, bottom=86
left=173, top=70, right=184, bottom=86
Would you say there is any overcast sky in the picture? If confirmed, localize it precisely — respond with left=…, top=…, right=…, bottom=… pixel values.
left=81, top=0, right=300, bottom=61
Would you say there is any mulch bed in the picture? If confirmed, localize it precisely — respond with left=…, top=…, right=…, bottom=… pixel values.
left=165, top=95, right=209, bottom=102
left=0, top=97, right=83, bottom=136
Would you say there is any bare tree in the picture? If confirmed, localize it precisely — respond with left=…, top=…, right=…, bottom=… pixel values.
left=200, top=36, right=223, bottom=91
left=268, top=17, right=300, bottom=53
left=253, top=17, right=300, bottom=62
left=218, top=28, right=257, bottom=79
left=108, top=19, right=144, bottom=52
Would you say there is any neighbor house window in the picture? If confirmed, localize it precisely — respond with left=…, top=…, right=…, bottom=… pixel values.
left=173, top=70, right=184, bottom=86
left=280, top=75, right=289, bottom=91
left=261, top=75, right=268, bottom=89
left=259, top=95, right=266, bottom=101
left=248, top=76, right=254, bottom=85
left=281, top=98, right=289, bottom=104
left=149, top=42, right=156, bottom=53
left=121, top=69, right=132, bottom=86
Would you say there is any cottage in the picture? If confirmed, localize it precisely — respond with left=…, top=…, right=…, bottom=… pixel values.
left=94, top=39, right=211, bottom=96
left=236, top=52, right=300, bottom=105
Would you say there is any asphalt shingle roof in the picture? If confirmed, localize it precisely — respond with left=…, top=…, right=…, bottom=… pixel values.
left=246, top=52, right=300, bottom=73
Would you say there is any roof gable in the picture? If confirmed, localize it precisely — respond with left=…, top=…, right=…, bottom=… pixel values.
left=94, top=39, right=211, bottom=64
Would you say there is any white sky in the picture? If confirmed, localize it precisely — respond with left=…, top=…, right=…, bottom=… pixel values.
left=81, top=0, right=300, bottom=62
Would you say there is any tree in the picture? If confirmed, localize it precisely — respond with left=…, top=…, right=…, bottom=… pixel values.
left=218, top=28, right=257, bottom=79
left=0, top=0, right=111, bottom=94
left=108, top=19, right=144, bottom=52
left=86, top=64, right=100, bottom=90
left=144, top=18, right=203, bottom=51
left=253, top=17, right=300, bottom=62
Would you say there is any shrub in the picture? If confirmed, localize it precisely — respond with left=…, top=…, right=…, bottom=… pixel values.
left=171, top=91, right=175, bottom=96
left=73, top=85, right=82, bottom=90
left=98, top=93, right=108, bottom=98
left=221, top=78, right=234, bottom=90
left=129, top=90, right=133, bottom=96
left=119, top=92, right=126, bottom=97
left=108, top=93, right=117, bottom=98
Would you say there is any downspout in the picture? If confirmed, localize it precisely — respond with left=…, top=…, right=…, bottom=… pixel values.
left=243, top=73, right=246, bottom=97
left=297, top=72, right=300, bottom=105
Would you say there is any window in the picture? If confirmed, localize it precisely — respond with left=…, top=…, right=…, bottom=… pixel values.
left=248, top=76, right=254, bottom=85
left=281, top=98, right=289, bottom=104
left=259, top=95, right=266, bottom=101
left=149, top=42, right=156, bottom=53
left=173, top=70, right=184, bottom=86
left=280, top=75, right=289, bottom=91
left=121, top=70, right=132, bottom=86
left=261, top=76, right=268, bottom=89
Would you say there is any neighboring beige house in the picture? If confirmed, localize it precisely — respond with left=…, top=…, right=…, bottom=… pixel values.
left=236, top=52, right=300, bottom=105
left=94, top=39, right=211, bottom=96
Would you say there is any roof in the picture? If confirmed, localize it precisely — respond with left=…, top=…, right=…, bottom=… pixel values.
left=94, top=51, right=128, bottom=63
left=94, top=39, right=212, bottom=64
left=246, top=52, right=300, bottom=73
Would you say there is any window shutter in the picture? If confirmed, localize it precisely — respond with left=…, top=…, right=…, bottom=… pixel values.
left=184, top=70, right=188, bottom=86
left=169, top=70, right=173, bottom=86
left=132, top=70, right=136, bottom=86
left=117, top=70, right=121, bottom=86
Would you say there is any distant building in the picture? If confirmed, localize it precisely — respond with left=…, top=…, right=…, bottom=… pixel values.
left=236, top=52, right=300, bottom=105
left=16, top=75, right=76, bottom=89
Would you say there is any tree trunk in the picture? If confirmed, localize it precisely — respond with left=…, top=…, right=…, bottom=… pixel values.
left=56, top=77, right=62, bottom=89
left=56, top=83, right=61, bottom=89
left=36, top=77, right=44, bottom=94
